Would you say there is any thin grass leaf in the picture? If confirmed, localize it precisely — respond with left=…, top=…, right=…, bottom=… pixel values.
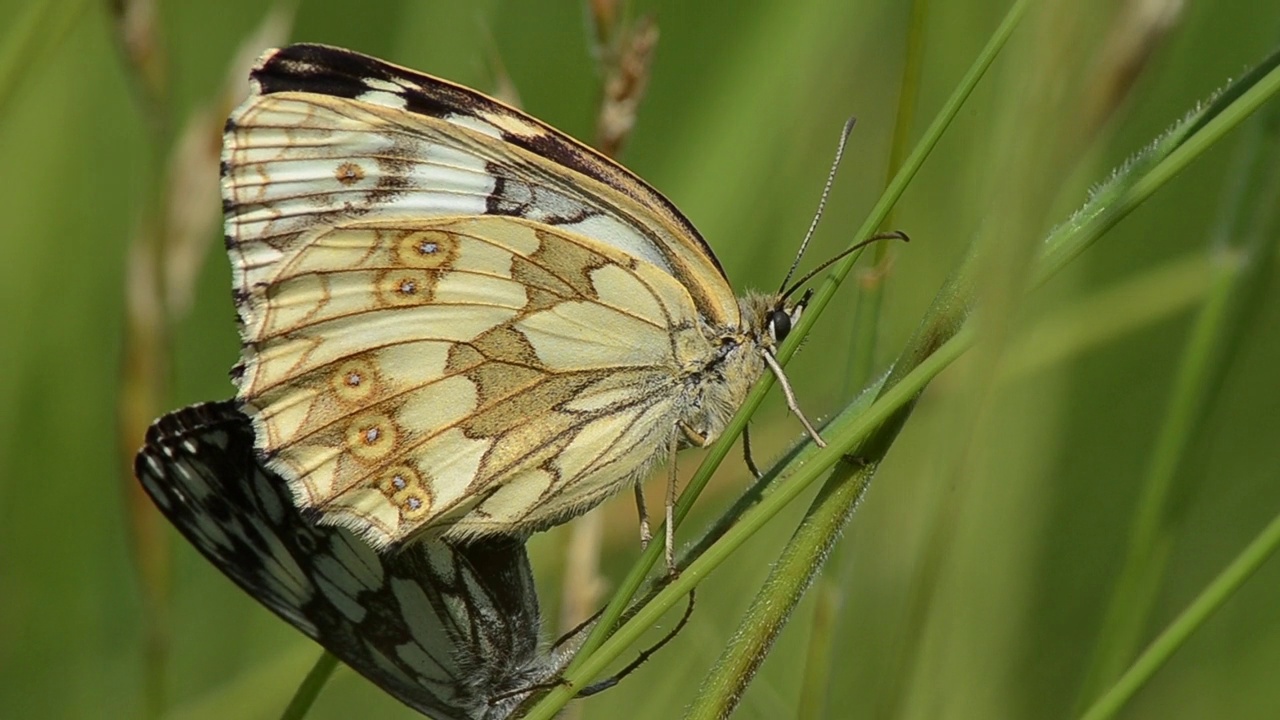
left=1075, top=50, right=1280, bottom=712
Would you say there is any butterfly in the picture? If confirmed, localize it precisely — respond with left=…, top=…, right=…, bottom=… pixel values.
left=222, top=43, right=828, bottom=558
left=135, top=401, right=587, bottom=718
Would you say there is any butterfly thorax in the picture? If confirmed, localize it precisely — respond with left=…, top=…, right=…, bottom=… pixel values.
left=676, top=291, right=782, bottom=448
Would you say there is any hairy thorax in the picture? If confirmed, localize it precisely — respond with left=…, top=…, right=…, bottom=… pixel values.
left=677, top=292, right=778, bottom=447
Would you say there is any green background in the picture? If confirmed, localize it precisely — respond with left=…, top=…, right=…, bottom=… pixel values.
left=2, top=0, right=1278, bottom=718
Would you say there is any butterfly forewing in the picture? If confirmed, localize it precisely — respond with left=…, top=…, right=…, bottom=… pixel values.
left=135, top=401, right=579, bottom=718
left=222, top=43, right=781, bottom=550
left=225, top=43, right=736, bottom=323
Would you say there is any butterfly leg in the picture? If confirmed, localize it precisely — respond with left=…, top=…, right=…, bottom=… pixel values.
left=663, top=433, right=679, bottom=575
left=741, top=425, right=763, bottom=479
left=578, top=588, right=697, bottom=697
left=761, top=349, right=826, bottom=448
left=633, top=483, right=652, bottom=550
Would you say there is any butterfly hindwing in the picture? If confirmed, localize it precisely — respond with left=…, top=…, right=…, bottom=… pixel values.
left=135, top=401, right=577, bottom=718
left=236, top=211, right=714, bottom=546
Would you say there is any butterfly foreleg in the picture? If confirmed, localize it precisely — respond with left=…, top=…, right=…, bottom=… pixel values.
left=760, top=349, right=826, bottom=448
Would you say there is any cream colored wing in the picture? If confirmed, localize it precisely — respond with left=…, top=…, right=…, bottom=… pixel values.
left=221, top=44, right=754, bottom=548
left=236, top=214, right=712, bottom=547
left=224, top=43, right=740, bottom=327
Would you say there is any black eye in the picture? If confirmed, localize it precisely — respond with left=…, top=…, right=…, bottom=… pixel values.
left=768, top=308, right=792, bottom=342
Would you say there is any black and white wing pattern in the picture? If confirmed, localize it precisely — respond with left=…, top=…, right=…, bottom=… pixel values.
left=135, top=401, right=581, bottom=719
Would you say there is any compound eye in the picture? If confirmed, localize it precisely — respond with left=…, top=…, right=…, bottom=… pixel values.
left=768, top=308, right=792, bottom=342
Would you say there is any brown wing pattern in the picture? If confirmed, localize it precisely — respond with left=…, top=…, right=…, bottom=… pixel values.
left=236, top=215, right=713, bottom=547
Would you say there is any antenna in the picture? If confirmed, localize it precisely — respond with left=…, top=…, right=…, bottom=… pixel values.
left=777, top=117, right=857, bottom=294
left=780, top=230, right=909, bottom=301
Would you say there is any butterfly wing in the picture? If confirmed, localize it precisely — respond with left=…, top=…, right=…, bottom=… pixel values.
left=134, top=401, right=574, bottom=718
left=238, top=212, right=708, bottom=546
left=223, top=44, right=744, bottom=547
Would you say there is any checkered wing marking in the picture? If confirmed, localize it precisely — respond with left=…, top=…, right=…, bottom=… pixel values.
left=134, top=401, right=577, bottom=719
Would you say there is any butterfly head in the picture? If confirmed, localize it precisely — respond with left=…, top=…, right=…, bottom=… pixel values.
left=741, top=288, right=811, bottom=352
left=765, top=288, right=811, bottom=347
left=717, top=288, right=826, bottom=450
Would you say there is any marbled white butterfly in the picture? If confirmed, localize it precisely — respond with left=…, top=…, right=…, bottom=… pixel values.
left=222, top=44, right=829, bottom=561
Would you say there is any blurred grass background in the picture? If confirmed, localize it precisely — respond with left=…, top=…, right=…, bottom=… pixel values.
left=2, top=0, right=1279, bottom=718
